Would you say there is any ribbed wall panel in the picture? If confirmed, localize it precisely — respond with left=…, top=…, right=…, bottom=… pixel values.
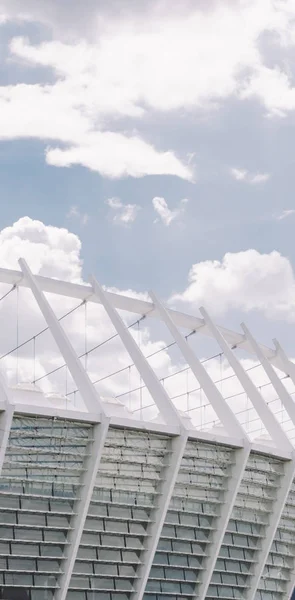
left=0, top=415, right=292, bottom=600
left=68, top=427, right=171, bottom=600
left=257, top=480, right=295, bottom=600
left=144, top=440, right=236, bottom=600
left=208, top=453, right=287, bottom=600
left=0, top=413, right=94, bottom=600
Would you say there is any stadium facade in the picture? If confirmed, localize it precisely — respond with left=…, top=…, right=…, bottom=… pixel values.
left=0, top=259, right=294, bottom=600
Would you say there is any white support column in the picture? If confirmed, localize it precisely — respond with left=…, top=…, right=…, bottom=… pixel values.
left=273, top=338, right=295, bottom=387
left=197, top=444, right=250, bottom=600
left=149, top=291, right=248, bottom=440
left=199, top=307, right=292, bottom=453
left=147, top=293, right=251, bottom=600
left=91, top=277, right=184, bottom=428
left=0, top=371, right=15, bottom=474
left=245, top=457, right=295, bottom=600
left=240, top=327, right=295, bottom=600
left=241, top=324, right=295, bottom=425
left=132, top=432, right=188, bottom=600
left=18, top=260, right=111, bottom=600
left=54, top=418, right=110, bottom=600
left=19, top=259, right=106, bottom=416
left=90, top=278, right=190, bottom=600
left=0, top=403, right=14, bottom=475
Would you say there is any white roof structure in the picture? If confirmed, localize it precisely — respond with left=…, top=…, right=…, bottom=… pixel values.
left=0, top=259, right=293, bottom=600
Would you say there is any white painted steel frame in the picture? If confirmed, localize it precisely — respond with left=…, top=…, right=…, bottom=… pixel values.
left=148, top=294, right=252, bottom=600
left=197, top=445, right=251, bottom=600
left=132, top=433, right=189, bottom=600
left=0, top=263, right=291, bottom=375
left=91, top=277, right=183, bottom=428
left=91, top=278, right=190, bottom=600
left=273, top=338, right=295, bottom=387
left=241, top=325, right=295, bottom=600
left=242, top=324, right=295, bottom=433
left=18, top=260, right=111, bottom=600
left=200, top=307, right=293, bottom=453
left=55, top=419, right=110, bottom=600
left=149, top=291, right=248, bottom=441
left=19, top=259, right=106, bottom=418
left=0, top=261, right=291, bottom=600
left=246, top=458, right=295, bottom=600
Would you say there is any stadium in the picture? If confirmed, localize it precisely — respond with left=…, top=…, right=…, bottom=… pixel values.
left=0, top=258, right=294, bottom=600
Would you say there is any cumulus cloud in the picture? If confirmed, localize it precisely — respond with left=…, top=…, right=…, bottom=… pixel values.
left=171, top=249, right=295, bottom=321
left=106, top=197, right=140, bottom=224
left=0, top=216, right=171, bottom=415
left=45, top=133, right=191, bottom=180
left=1, top=1, right=295, bottom=180
left=0, top=81, right=191, bottom=180
left=230, top=168, right=270, bottom=184
left=0, top=215, right=293, bottom=439
left=0, top=216, right=83, bottom=282
left=152, top=197, right=189, bottom=226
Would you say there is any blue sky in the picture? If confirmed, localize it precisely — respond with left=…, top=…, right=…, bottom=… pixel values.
left=1, top=0, right=295, bottom=356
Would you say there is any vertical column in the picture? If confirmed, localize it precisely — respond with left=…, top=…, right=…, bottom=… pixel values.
left=198, top=445, right=250, bottom=600
left=149, top=291, right=251, bottom=600
left=18, top=260, right=111, bottom=600
left=55, top=418, right=110, bottom=600
left=240, top=325, right=295, bottom=600
left=90, top=277, right=189, bottom=600
left=200, top=308, right=295, bottom=600
left=132, top=432, right=188, bottom=600
left=0, top=372, right=14, bottom=473
left=245, top=458, right=295, bottom=600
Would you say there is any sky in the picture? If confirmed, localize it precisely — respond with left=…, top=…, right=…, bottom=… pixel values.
left=1, top=1, right=295, bottom=434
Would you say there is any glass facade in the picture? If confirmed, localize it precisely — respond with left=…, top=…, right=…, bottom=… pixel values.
left=0, top=414, right=292, bottom=600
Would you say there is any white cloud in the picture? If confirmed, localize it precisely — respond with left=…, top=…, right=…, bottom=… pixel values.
left=106, top=197, right=140, bottom=224
left=46, top=133, right=192, bottom=180
left=67, top=205, right=89, bottom=226
left=230, top=168, right=247, bottom=181
left=230, top=167, right=270, bottom=184
left=0, top=215, right=293, bottom=437
left=6, top=1, right=295, bottom=117
left=0, top=81, right=191, bottom=180
left=152, top=197, right=189, bottom=226
left=276, top=209, right=295, bottom=220
left=171, top=249, right=295, bottom=321
left=0, top=216, right=83, bottom=282
left=240, top=65, right=295, bottom=118
left=1, top=1, right=295, bottom=180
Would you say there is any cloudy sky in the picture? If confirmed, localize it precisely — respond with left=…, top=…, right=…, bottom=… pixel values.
left=1, top=1, right=295, bottom=432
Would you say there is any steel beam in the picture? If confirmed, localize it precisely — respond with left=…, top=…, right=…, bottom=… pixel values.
left=54, top=419, right=110, bottom=600
left=0, top=263, right=292, bottom=375
left=149, top=291, right=248, bottom=440
left=242, top=324, right=295, bottom=427
left=197, top=445, right=250, bottom=600
left=91, top=277, right=184, bottom=428
left=132, top=432, right=188, bottom=600
left=19, top=259, right=106, bottom=417
left=245, top=457, right=295, bottom=600
left=200, top=307, right=293, bottom=453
